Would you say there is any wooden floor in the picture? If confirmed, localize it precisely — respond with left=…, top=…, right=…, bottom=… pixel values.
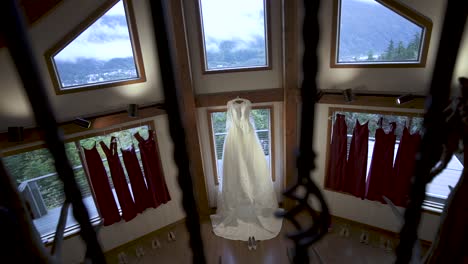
left=106, top=215, right=400, bottom=264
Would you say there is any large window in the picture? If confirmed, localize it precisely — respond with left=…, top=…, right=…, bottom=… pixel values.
left=327, top=108, right=463, bottom=211
left=208, top=107, right=274, bottom=185
left=197, top=0, right=270, bottom=72
left=331, top=0, right=432, bottom=67
left=45, top=0, right=145, bottom=94
left=2, top=123, right=153, bottom=242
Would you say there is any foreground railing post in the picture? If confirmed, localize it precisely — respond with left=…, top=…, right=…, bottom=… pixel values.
left=149, top=1, right=206, bottom=263
left=0, top=0, right=105, bottom=262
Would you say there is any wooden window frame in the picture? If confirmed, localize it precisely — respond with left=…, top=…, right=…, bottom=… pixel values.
left=44, top=0, right=146, bottom=95
left=207, top=105, right=275, bottom=185
left=324, top=107, right=449, bottom=215
left=194, top=0, right=272, bottom=74
left=330, top=0, right=433, bottom=68
left=1, top=121, right=157, bottom=243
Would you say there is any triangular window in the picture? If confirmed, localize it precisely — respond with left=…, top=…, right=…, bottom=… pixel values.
left=46, top=0, right=145, bottom=94
left=331, top=0, right=432, bottom=67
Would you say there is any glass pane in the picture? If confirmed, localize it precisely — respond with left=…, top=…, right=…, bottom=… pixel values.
left=53, top=0, right=139, bottom=88
left=338, top=0, right=424, bottom=64
left=331, top=110, right=463, bottom=204
left=2, top=144, right=98, bottom=238
left=211, top=109, right=271, bottom=180
left=199, top=0, right=267, bottom=70
left=79, top=125, right=150, bottom=205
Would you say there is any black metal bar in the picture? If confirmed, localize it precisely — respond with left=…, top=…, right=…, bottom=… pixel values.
left=51, top=202, right=71, bottom=259
left=0, top=0, right=105, bottom=263
left=396, top=0, right=467, bottom=263
left=148, top=1, right=206, bottom=263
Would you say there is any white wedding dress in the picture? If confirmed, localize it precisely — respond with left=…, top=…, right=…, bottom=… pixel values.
left=210, top=98, right=282, bottom=241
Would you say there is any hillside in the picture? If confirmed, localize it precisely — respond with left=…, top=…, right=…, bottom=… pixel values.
left=338, top=0, right=423, bottom=61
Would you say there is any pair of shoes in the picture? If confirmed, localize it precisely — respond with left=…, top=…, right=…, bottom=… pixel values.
left=339, top=227, right=350, bottom=237
left=360, top=232, right=369, bottom=244
left=135, top=247, right=145, bottom=258
left=152, top=238, right=161, bottom=249
left=167, top=231, right=176, bottom=242
left=247, top=236, right=257, bottom=250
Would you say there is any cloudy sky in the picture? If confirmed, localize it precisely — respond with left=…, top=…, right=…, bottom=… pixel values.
left=200, top=0, right=265, bottom=51
left=54, top=0, right=133, bottom=62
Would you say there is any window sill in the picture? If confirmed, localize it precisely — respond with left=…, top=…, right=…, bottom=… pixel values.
left=42, top=216, right=102, bottom=246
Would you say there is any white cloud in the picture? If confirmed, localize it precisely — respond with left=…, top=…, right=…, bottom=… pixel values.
left=352, top=0, right=378, bottom=5
left=200, top=0, right=265, bottom=50
left=54, top=0, right=133, bottom=62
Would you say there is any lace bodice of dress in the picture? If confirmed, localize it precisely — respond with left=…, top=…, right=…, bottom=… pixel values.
left=226, top=98, right=253, bottom=133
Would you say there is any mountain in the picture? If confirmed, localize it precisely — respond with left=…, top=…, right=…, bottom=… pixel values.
left=338, top=0, right=423, bottom=60
left=55, top=57, right=137, bottom=87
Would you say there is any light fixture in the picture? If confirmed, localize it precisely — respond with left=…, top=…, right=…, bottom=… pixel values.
left=396, top=94, right=414, bottom=105
left=343, top=88, right=354, bottom=103
left=8, top=127, right=24, bottom=142
left=127, top=104, right=139, bottom=117
left=73, top=118, right=92, bottom=129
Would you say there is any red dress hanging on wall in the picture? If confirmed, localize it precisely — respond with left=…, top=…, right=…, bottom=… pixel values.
left=325, top=114, right=348, bottom=191
left=121, top=145, right=155, bottom=213
left=100, top=137, right=137, bottom=222
left=366, top=120, right=396, bottom=203
left=82, top=144, right=121, bottom=226
left=135, top=131, right=171, bottom=207
left=390, top=127, right=421, bottom=207
left=343, top=120, right=369, bottom=198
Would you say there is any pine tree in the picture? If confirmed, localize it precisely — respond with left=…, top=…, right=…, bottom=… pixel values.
left=367, top=50, right=375, bottom=61
left=385, top=39, right=395, bottom=60
left=396, top=41, right=405, bottom=60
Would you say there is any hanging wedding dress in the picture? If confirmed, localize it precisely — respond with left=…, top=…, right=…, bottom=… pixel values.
left=211, top=98, right=282, bottom=241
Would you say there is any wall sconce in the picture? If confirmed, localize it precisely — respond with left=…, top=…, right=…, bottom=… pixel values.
left=396, top=94, right=414, bottom=105
left=343, top=88, right=354, bottom=103
left=73, top=118, right=92, bottom=129
left=127, top=104, right=139, bottom=118
left=8, top=127, right=24, bottom=142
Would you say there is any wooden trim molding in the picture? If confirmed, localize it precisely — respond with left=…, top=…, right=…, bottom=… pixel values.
left=0, top=105, right=165, bottom=151
left=206, top=105, right=276, bottom=185
left=330, top=0, right=433, bottom=68
left=194, top=0, right=272, bottom=74
left=195, top=88, right=283, bottom=107
left=44, top=0, right=146, bottom=95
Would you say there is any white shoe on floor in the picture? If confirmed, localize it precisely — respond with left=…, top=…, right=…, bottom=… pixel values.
left=247, top=237, right=253, bottom=251
left=252, top=236, right=257, bottom=250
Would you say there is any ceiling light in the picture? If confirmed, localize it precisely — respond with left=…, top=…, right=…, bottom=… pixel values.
left=343, top=88, right=354, bottom=103
left=396, top=94, right=414, bottom=105
left=128, top=104, right=139, bottom=118
left=73, top=118, right=92, bottom=129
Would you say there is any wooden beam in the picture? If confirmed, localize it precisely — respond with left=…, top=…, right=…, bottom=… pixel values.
left=318, top=94, right=425, bottom=109
left=0, top=0, right=63, bottom=48
left=0, top=105, right=165, bottom=150
left=165, top=0, right=209, bottom=216
left=282, top=0, right=299, bottom=210
left=195, top=88, right=283, bottom=107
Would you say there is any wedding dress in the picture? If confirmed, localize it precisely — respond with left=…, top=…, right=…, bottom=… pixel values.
left=210, top=98, right=282, bottom=241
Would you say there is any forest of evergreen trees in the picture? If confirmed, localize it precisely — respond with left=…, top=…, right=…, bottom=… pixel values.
left=365, top=33, right=421, bottom=62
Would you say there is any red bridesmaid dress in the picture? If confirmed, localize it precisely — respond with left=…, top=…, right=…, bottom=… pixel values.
left=366, top=119, right=397, bottom=203
left=135, top=130, right=171, bottom=207
left=100, top=137, right=137, bottom=221
left=344, top=120, right=369, bottom=199
left=82, top=144, right=120, bottom=226
left=325, top=114, right=348, bottom=191
left=391, top=127, right=421, bottom=207
left=121, top=145, right=155, bottom=213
